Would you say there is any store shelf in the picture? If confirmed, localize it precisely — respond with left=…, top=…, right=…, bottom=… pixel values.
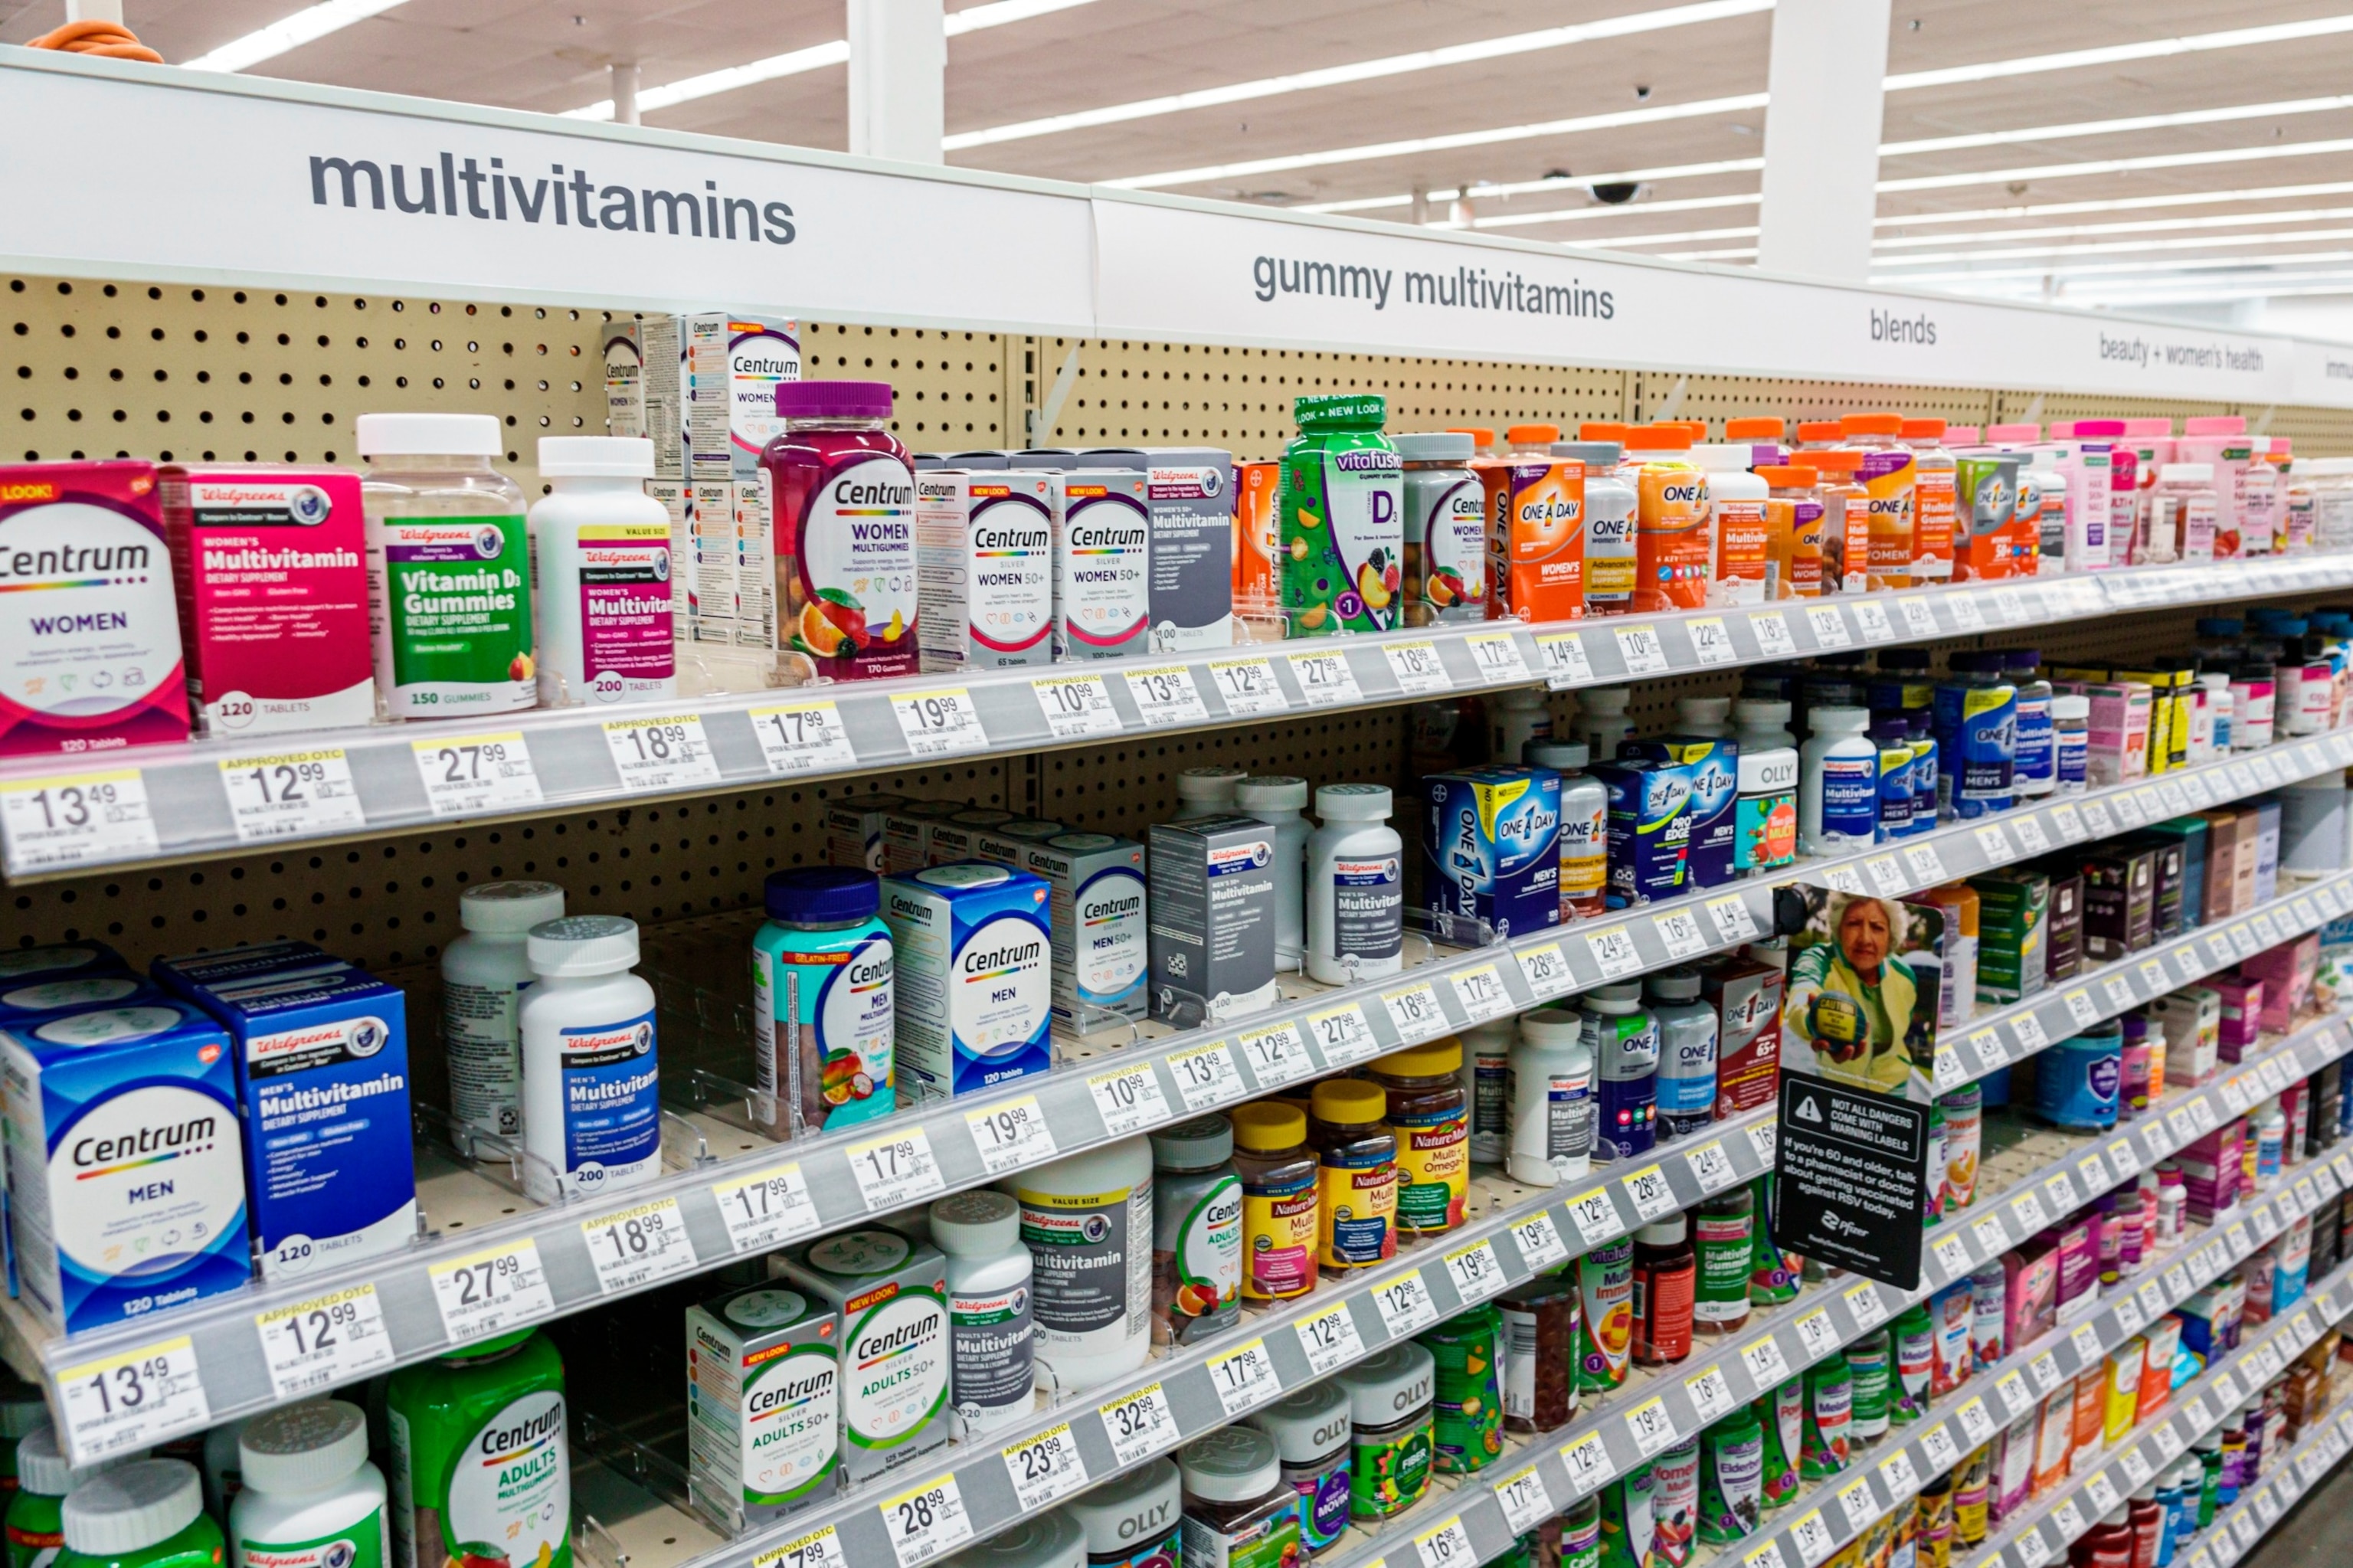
left=2175, top=1377, right=2353, bottom=1568
left=3, top=555, right=2342, bottom=881
left=1286, top=1005, right=2353, bottom=1568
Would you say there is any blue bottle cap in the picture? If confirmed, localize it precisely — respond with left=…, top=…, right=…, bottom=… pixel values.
left=764, top=866, right=881, bottom=922
left=2000, top=647, right=2041, bottom=670
left=1946, top=650, right=2001, bottom=675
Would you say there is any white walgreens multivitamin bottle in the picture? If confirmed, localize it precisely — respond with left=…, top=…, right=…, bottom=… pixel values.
left=228, top=1399, right=389, bottom=1568
left=440, top=881, right=567, bottom=1144
left=530, top=437, right=676, bottom=707
left=1307, top=784, right=1404, bottom=985
left=520, top=915, right=660, bottom=1204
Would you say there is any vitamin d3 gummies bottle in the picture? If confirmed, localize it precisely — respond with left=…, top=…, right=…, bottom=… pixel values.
left=519, top=915, right=660, bottom=1204
left=228, top=1400, right=389, bottom=1568
left=765, top=381, right=918, bottom=679
left=54, top=1462, right=220, bottom=1568
left=357, top=413, right=535, bottom=720
left=386, top=1331, right=569, bottom=1568
left=1281, top=395, right=1402, bottom=636
left=529, top=437, right=675, bottom=707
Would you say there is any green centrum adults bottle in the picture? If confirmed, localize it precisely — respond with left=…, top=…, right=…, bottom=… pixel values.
left=54, top=1461, right=222, bottom=1568
left=386, top=1331, right=568, bottom=1568
left=8, top=1428, right=142, bottom=1568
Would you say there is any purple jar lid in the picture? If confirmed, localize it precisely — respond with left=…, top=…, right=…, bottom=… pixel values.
left=765, top=866, right=880, bottom=922
left=774, top=380, right=895, bottom=420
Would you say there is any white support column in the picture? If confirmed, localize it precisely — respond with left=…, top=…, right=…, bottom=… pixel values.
left=848, top=0, right=945, bottom=165
left=610, top=62, right=640, bottom=126
left=1755, top=0, right=1892, bottom=283
left=65, top=0, right=124, bottom=21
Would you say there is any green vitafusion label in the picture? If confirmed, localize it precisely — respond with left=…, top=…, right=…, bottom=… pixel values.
left=374, top=514, right=536, bottom=712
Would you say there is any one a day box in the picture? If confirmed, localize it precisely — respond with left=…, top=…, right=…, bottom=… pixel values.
left=186, top=969, right=418, bottom=1278
left=160, top=464, right=373, bottom=735
left=882, top=863, right=1052, bottom=1098
left=0, top=999, right=250, bottom=1331
left=1420, top=768, right=1563, bottom=936
left=0, top=460, right=190, bottom=758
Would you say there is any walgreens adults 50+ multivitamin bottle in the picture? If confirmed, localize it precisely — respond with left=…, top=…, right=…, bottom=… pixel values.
left=529, top=437, right=674, bottom=708
left=519, top=916, right=659, bottom=1204
left=765, top=381, right=918, bottom=680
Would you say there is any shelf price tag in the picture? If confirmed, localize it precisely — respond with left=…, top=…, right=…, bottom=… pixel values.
left=2119, top=1449, right=2155, bottom=1488
left=1791, top=1509, right=1837, bottom=1568
left=1512, top=1212, right=1571, bottom=1271
left=1808, top=604, right=1854, bottom=648
left=412, top=732, right=542, bottom=817
left=1742, top=1334, right=1793, bottom=1387
left=2013, top=1012, right=2050, bottom=1052
left=1444, top=1239, right=1507, bottom=1302
left=1098, top=1383, right=1178, bottom=1465
left=711, top=1163, right=822, bottom=1254
left=1167, top=1041, right=1244, bottom=1111
left=1414, top=1518, right=1476, bottom=1568
left=752, top=699, right=862, bottom=771
left=1624, top=1395, right=1677, bottom=1457
left=846, top=1128, right=947, bottom=1210
left=1464, top=633, right=1533, bottom=683
left=1746, top=1544, right=1788, bottom=1568
left=1586, top=925, right=1643, bottom=979
left=754, top=1524, right=843, bottom=1568
left=2084, top=1472, right=2122, bottom=1517
left=1030, top=673, right=1124, bottom=738
left=2050, top=1500, right=2086, bottom=1543
left=1995, top=1370, right=2034, bottom=1416
left=1690, top=617, right=1738, bottom=665
left=1306, top=1004, right=1382, bottom=1065
left=2104, top=974, right=2135, bottom=1009
left=1688, top=1141, right=1737, bottom=1193
left=254, top=1284, right=397, bottom=1401
left=1845, top=1282, right=1892, bottom=1331
left=1919, top=1422, right=1962, bottom=1473
left=1956, top=1396, right=1998, bottom=1446
left=1752, top=610, right=1798, bottom=658
left=1932, top=1229, right=1973, bottom=1281
left=1949, top=595, right=1987, bottom=633
left=1207, top=656, right=1288, bottom=716
left=1896, top=597, right=1939, bottom=638
left=1623, top=1164, right=1678, bottom=1222
left=1975, top=823, right=2018, bottom=863
left=1003, top=1423, right=1090, bottom=1512
left=1866, top=855, right=1907, bottom=897
left=1793, top=1310, right=1840, bottom=1363
left=1287, top=649, right=1364, bottom=705
left=1707, top=895, right=1762, bottom=943
left=1836, top=1476, right=1877, bottom=1534
left=2014, top=815, right=2054, bottom=855
left=1655, top=905, right=1710, bottom=959
left=1383, top=640, right=1455, bottom=694
left=1382, top=981, right=1448, bottom=1040
left=1749, top=1121, right=1778, bottom=1167
left=1904, top=843, right=1949, bottom=885
left=1686, top=1363, right=1739, bottom=1422
left=1494, top=1465, right=1556, bottom=1534
left=1237, top=1020, right=1315, bottom=1087
left=581, top=1196, right=698, bottom=1294
left=1373, top=1271, right=1442, bottom=1337
left=603, top=713, right=723, bottom=792
left=1088, top=1063, right=1172, bottom=1136
left=2029, top=1350, right=2064, bottom=1393
left=1450, top=964, right=1514, bottom=1023
left=882, top=1475, right=974, bottom=1568
left=0, top=768, right=159, bottom=870
left=1517, top=942, right=1574, bottom=998
left=1854, top=601, right=1895, bottom=642
left=218, top=749, right=365, bottom=841
left=1569, top=1186, right=1625, bottom=1246
left=1295, top=1301, right=1366, bottom=1376
left=1124, top=665, right=1212, bottom=726
left=1880, top=1449, right=1919, bottom=1500
left=57, top=1337, right=209, bottom=1462
left=2010, top=1189, right=2050, bottom=1233
left=1206, top=1338, right=1283, bottom=1415
left=890, top=688, right=989, bottom=755
left=427, top=1239, right=556, bottom=1344
left=1615, top=624, right=1671, bottom=675
left=1535, top=633, right=1595, bottom=687
left=1561, top=1429, right=1618, bottom=1494
left=966, top=1094, right=1059, bottom=1176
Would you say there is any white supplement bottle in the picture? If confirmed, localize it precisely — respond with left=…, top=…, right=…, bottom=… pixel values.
left=441, top=880, right=566, bottom=1143
left=529, top=437, right=675, bottom=708
left=1008, top=1139, right=1154, bottom=1393
left=1525, top=738, right=1609, bottom=921
left=930, top=1190, right=1036, bottom=1441
left=1572, top=687, right=1633, bottom=757
left=1306, top=784, right=1404, bottom=986
left=1459, top=1018, right=1517, bottom=1165
left=357, top=413, right=535, bottom=721
left=1176, top=766, right=1248, bottom=820
left=1733, top=699, right=1798, bottom=751
left=1675, top=696, right=1734, bottom=737
left=1487, top=689, right=1553, bottom=763
left=1509, top=1004, right=1594, bottom=1185
left=519, top=915, right=660, bottom=1204
left=1801, top=705, right=1879, bottom=854
left=15, top=1425, right=141, bottom=1563
left=228, top=1400, right=389, bottom=1568
left=1236, top=776, right=1312, bottom=967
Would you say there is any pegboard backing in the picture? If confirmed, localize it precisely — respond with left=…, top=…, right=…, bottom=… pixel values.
left=1627, top=372, right=1995, bottom=431
left=1038, top=704, right=1412, bottom=835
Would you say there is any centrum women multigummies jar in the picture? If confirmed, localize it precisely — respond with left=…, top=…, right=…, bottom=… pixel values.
left=1281, top=394, right=1402, bottom=636
left=764, top=381, right=918, bottom=679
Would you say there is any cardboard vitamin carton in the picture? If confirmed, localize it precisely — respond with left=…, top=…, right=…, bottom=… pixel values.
left=774, top=1228, right=950, bottom=1489
left=882, top=863, right=1052, bottom=1098
left=1419, top=768, right=1564, bottom=936
left=1477, top=457, right=1587, bottom=622
left=687, top=1282, right=841, bottom=1529
left=0, top=997, right=250, bottom=1331
left=160, top=465, right=373, bottom=736
left=913, top=470, right=1054, bottom=670
left=1139, top=448, right=1238, bottom=653
left=1233, top=460, right=1280, bottom=615
left=1147, top=814, right=1279, bottom=1025
left=0, top=460, right=191, bottom=758
left=1024, top=832, right=1148, bottom=1026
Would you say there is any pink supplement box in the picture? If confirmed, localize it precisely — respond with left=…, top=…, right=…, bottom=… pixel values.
left=2241, top=934, right=2319, bottom=1030
left=0, top=460, right=189, bottom=758
left=2211, top=974, right=2265, bottom=1059
left=2003, top=1237, right=2059, bottom=1347
left=2085, top=681, right=2153, bottom=785
left=2180, top=1119, right=2245, bottom=1223
left=2050, top=1212, right=2101, bottom=1323
left=160, top=465, right=373, bottom=736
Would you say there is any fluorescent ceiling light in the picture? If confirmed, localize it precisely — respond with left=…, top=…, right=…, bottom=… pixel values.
left=1467, top=191, right=1765, bottom=229
left=1298, top=178, right=1764, bottom=218
left=1881, top=94, right=2353, bottom=158
left=184, top=0, right=406, bottom=72
left=1876, top=198, right=2353, bottom=247
left=1888, top=250, right=2353, bottom=284
left=1881, top=14, right=2353, bottom=92
left=944, top=0, right=1771, bottom=151
left=562, top=0, right=1098, bottom=120
left=1878, top=136, right=2353, bottom=195
left=1873, top=181, right=2353, bottom=230
left=1575, top=224, right=1763, bottom=247
left=1664, top=247, right=1761, bottom=260
left=1875, top=226, right=2353, bottom=269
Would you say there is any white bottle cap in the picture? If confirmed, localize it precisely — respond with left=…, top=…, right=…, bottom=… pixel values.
left=14, top=1426, right=142, bottom=1498
left=1519, top=1004, right=1586, bottom=1049
left=62, top=1460, right=204, bottom=1556
left=1316, top=783, right=1392, bottom=820
left=526, top=914, right=641, bottom=977
left=1809, top=704, right=1871, bottom=734
left=1690, top=444, right=1760, bottom=472
left=1236, top=776, right=1309, bottom=812
left=355, top=412, right=502, bottom=457
left=2054, top=694, right=2090, bottom=720
left=930, top=1190, right=1021, bottom=1255
left=2161, top=463, right=2214, bottom=483
left=1176, top=767, right=1246, bottom=807
left=1579, top=687, right=1631, bottom=715
left=460, top=880, right=568, bottom=935
left=539, top=436, right=656, bottom=477
left=1734, top=698, right=1792, bottom=727
left=238, top=1400, right=368, bottom=1496
left=1677, top=696, right=1733, bottom=727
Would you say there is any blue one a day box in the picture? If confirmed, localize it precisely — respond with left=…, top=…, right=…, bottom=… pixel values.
left=1592, top=758, right=1695, bottom=906
left=882, top=863, right=1053, bottom=1098
left=1619, top=737, right=1738, bottom=889
left=1420, top=768, right=1563, bottom=938
left=185, top=969, right=418, bottom=1279
left=0, top=998, right=252, bottom=1331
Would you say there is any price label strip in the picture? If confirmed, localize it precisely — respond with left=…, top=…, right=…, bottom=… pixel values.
left=1206, top=1338, right=1283, bottom=1415
left=1088, top=1063, right=1173, bottom=1136
left=1450, top=963, right=1514, bottom=1023
left=1296, top=1301, right=1366, bottom=1376
left=57, top=1337, right=211, bottom=1461
left=1536, top=631, right=1596, bottom=686
left=428, top=1239, right=557, bottom=1344
left=890, top=688, right=990, bottom=756
left=218, top=749, right=365, bottom=842
left=1098, top=1383, right=1178, bottom=1466
left=1465, top=633, right=1533, bottom=683
left=1167, top=1041, right=1244, bottom=1111
left=1030, top=673, right=1124, bottom=738
left=1374, top=1270, right=1442, bottom=1337
left=966, top=1093, right=1059, bottom=1176
left=1307, top=1003, right=1382, bottom=1065
left=847, top=1128, right=948, bottom=1210
left=1288, top=649, right=1365, bottom=705
left=1124, top=665, right=1212, bottom=726
left=580, top=1195, right=698, bottom=1294
left=254, top=1284, right=395, bottom=1401
left=412, top=732, right=542, bottom=817
left=711, top=1163, right=823, bottom=1254
left=1207, top=656, right=1288, bottom=716
left=1003, top=1422, right=1091, bottom=1511
left=1383, top=640, right=1455, bottom=695
left=603, top=713, right=724, bottom=792
left=1, top=767, right=161, bottom=870
left=882, top=1475, right=974, bottom=1568
left=751, top=699, right=862, bottom=772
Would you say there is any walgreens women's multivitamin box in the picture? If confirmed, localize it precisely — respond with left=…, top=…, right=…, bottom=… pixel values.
left=161, top=465, right=374, bottom=736
left=0, top=460, right=190, bottom=758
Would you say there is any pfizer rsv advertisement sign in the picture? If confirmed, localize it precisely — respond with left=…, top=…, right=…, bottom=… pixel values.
left=1772, top=1072, right=1931, bottom=1291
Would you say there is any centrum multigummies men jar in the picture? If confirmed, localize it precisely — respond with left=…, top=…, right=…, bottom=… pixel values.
left=1281, top=395, right=1402, bottom=637
left=764, top=381, right=918, bottom=680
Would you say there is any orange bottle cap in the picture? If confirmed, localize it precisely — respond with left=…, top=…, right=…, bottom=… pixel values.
left=1756, top=465, right=1821, bottom=486
left=1505, top=423, right=1563, bottom=444
left=1841, top=413, right=1904, bottom=437
left=1795, top=421, right=1846, bottom=443
left=1447, top=427, right=1498, bottom=446
left=1900, top=417, right=1948, bottom=440
left=1808, top=449, right=1864, bottom=473
left=1626, top=424, right=1694, bottom=450
left=1579, top=421, right=1629, bottom=442
left=1725, top=417, right=1785, bottom=440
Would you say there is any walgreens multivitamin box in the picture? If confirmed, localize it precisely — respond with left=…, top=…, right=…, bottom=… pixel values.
left=915, top=470, right=1053, bottom=669
left=1, top=997, right=250, bottom=1331
left=882, top=863, right=1052, bottom=1098
left=1143, top=450, right=1236, bottom=653
left=0, top=460, right=191, bottom=758
left=180, top=967, right=418, bottom=1279
left=160, top=465, right=374, bottom=736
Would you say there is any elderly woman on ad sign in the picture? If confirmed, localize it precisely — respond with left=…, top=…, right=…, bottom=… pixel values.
left=1783, top=892, right=1943, bottom=1098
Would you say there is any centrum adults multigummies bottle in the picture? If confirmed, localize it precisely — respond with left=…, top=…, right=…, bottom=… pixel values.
left=764, top=381, right=918, bottom=679
left=386, top=1330, right=569, bottom=1568
left=1281, top=395, right=1402, bottom=636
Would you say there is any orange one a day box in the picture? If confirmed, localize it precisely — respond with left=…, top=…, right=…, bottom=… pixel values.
left=1233, top=459, right=1280, bottom=614
left=1477, top=458, right=1586, bottom=622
